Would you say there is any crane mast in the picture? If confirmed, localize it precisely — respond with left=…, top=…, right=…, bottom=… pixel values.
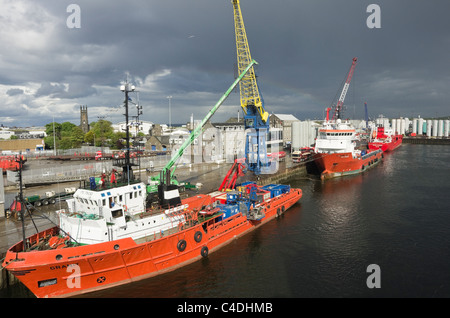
left=331, top=57, right=357, bottom=121
left=232, top=0, right=270, bottom=175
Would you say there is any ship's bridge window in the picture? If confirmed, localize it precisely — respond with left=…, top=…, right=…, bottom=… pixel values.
left=111, top=209, right=123, bottom=218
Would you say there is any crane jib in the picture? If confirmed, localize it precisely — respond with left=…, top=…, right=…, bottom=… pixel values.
left=162, top=60, right=258, bottom=173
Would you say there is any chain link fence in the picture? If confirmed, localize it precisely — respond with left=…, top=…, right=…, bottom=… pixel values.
left=6, top=155, right=173, bottom=185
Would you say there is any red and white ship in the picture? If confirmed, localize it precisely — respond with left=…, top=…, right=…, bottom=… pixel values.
left=311, top=57, right=383, bottom=180
left=313, top=119, right=383, bottom=180
left=368, top=126, right=403, bottom=152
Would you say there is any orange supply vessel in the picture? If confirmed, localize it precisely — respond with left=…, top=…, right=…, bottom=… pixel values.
left=3, top=62, right=302, bottom=297
left=3, top=179, right=301, bottom=298
left=312, top=118, right=383, bottom=180
left=368, top=126, right=403, bottom=152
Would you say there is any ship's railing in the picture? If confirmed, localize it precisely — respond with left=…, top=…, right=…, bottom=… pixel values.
left=361, top=149, right=382, bottom=160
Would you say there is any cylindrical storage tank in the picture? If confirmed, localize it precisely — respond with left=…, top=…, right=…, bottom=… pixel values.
left=412, top=119, right=418, bottom=134
left=432, top=119, right=438, bottom=136
left=396, top=119, right=402, bottom=134
left=291, top=121, right=301, bottom=152
left=308, top=120, right=318, bottom=146
left=427, top=120, right=432, bottom=136
left=418, top=118, right=424, bottom=135
left=392, top=119, right=396, bottom=134
left=305, top=120, right=311, bottom=147
left=445, top=120, right=450, bottom=137
left=300, top=121, right=306, bottom=148
left=438, top=120, right=444, bottom=137
left=400, top=119, right=405, bottom=135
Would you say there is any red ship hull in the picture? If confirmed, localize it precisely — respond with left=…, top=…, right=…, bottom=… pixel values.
left=313, top=149, right=383, bottom=180
left=368, top=134, right=403, bottom=152
left=3, top=188, right=301, bottom=298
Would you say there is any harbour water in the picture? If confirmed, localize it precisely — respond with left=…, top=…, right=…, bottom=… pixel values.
left=2, top=143, right=450, bottom=298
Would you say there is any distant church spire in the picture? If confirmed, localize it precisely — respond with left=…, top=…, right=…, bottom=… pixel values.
left=80, top=105, right=89, bottom=133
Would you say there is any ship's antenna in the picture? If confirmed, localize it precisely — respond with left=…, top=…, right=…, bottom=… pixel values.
left=119, top=81, right=136, bottom=185
left=15, top=153, right=27, bottom=250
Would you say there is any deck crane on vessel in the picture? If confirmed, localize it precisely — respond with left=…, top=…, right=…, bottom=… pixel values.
left=153, top=60, right=258, bottom=208
left=329, top=57, right=358, bottom=121
left=231, top=0, right=270, bottom=175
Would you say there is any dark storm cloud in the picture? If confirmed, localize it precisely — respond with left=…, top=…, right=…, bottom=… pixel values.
left=34, top=82, right=66, bottom=98
left=1, top=0, right=449, bottom=127
left=6, top=88, right=24, bottom=96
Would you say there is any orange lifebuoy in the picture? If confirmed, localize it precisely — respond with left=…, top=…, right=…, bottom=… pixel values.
left=123, top=205, right=128, bottom=212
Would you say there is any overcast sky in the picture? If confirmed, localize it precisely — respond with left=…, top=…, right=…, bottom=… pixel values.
left=1, top=0, right=449, bottom=128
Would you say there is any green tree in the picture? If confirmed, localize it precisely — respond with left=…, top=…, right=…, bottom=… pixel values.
left=84, top=130, right=96, bottom=145
left=70, top=126, right=85, bottom=148
left=44, top=136, right=56, bottom=150
left=90, top=119, right=114, bottom=147
left=61, top=122, right=77, bottom=138
left=59, top=136, right=73, bottom=150
left=44, top=121, right=85, bottom=149
left=45, top=122, right=62, bottom=139
left=110, top=131, right=126, bottom=149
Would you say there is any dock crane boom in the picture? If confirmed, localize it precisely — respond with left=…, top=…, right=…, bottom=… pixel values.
left=232, top=0, right=268, bottom=123
left=331, top=57, right=358, bottom=121
left=232, top=0, right=270, bottom=175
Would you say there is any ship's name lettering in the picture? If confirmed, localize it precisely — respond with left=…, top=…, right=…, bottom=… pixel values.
left=50, top=263, right=78, bottom=270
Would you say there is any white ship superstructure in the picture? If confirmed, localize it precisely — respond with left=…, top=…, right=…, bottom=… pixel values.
left=60, top=181, right=185, bottom=245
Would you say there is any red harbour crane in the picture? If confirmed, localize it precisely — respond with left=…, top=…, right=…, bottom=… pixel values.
left=331, top=57, right=358, bottom=121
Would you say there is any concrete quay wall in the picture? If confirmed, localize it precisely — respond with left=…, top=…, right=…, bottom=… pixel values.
left=403, top=137, right=450, bottom=145
left=259, top=162, right=307, bottom=186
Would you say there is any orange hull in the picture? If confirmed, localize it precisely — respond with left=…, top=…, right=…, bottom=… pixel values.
left=368, top=135, right=403, bottom=152
left=3, top=189, right=302, bottom=298
left=313, top=149, right=383, bottom=179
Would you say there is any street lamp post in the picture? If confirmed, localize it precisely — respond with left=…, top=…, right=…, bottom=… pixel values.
left=53, top=116, right=56, bottom=156
left=167, top=96, right=172, bottom=129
